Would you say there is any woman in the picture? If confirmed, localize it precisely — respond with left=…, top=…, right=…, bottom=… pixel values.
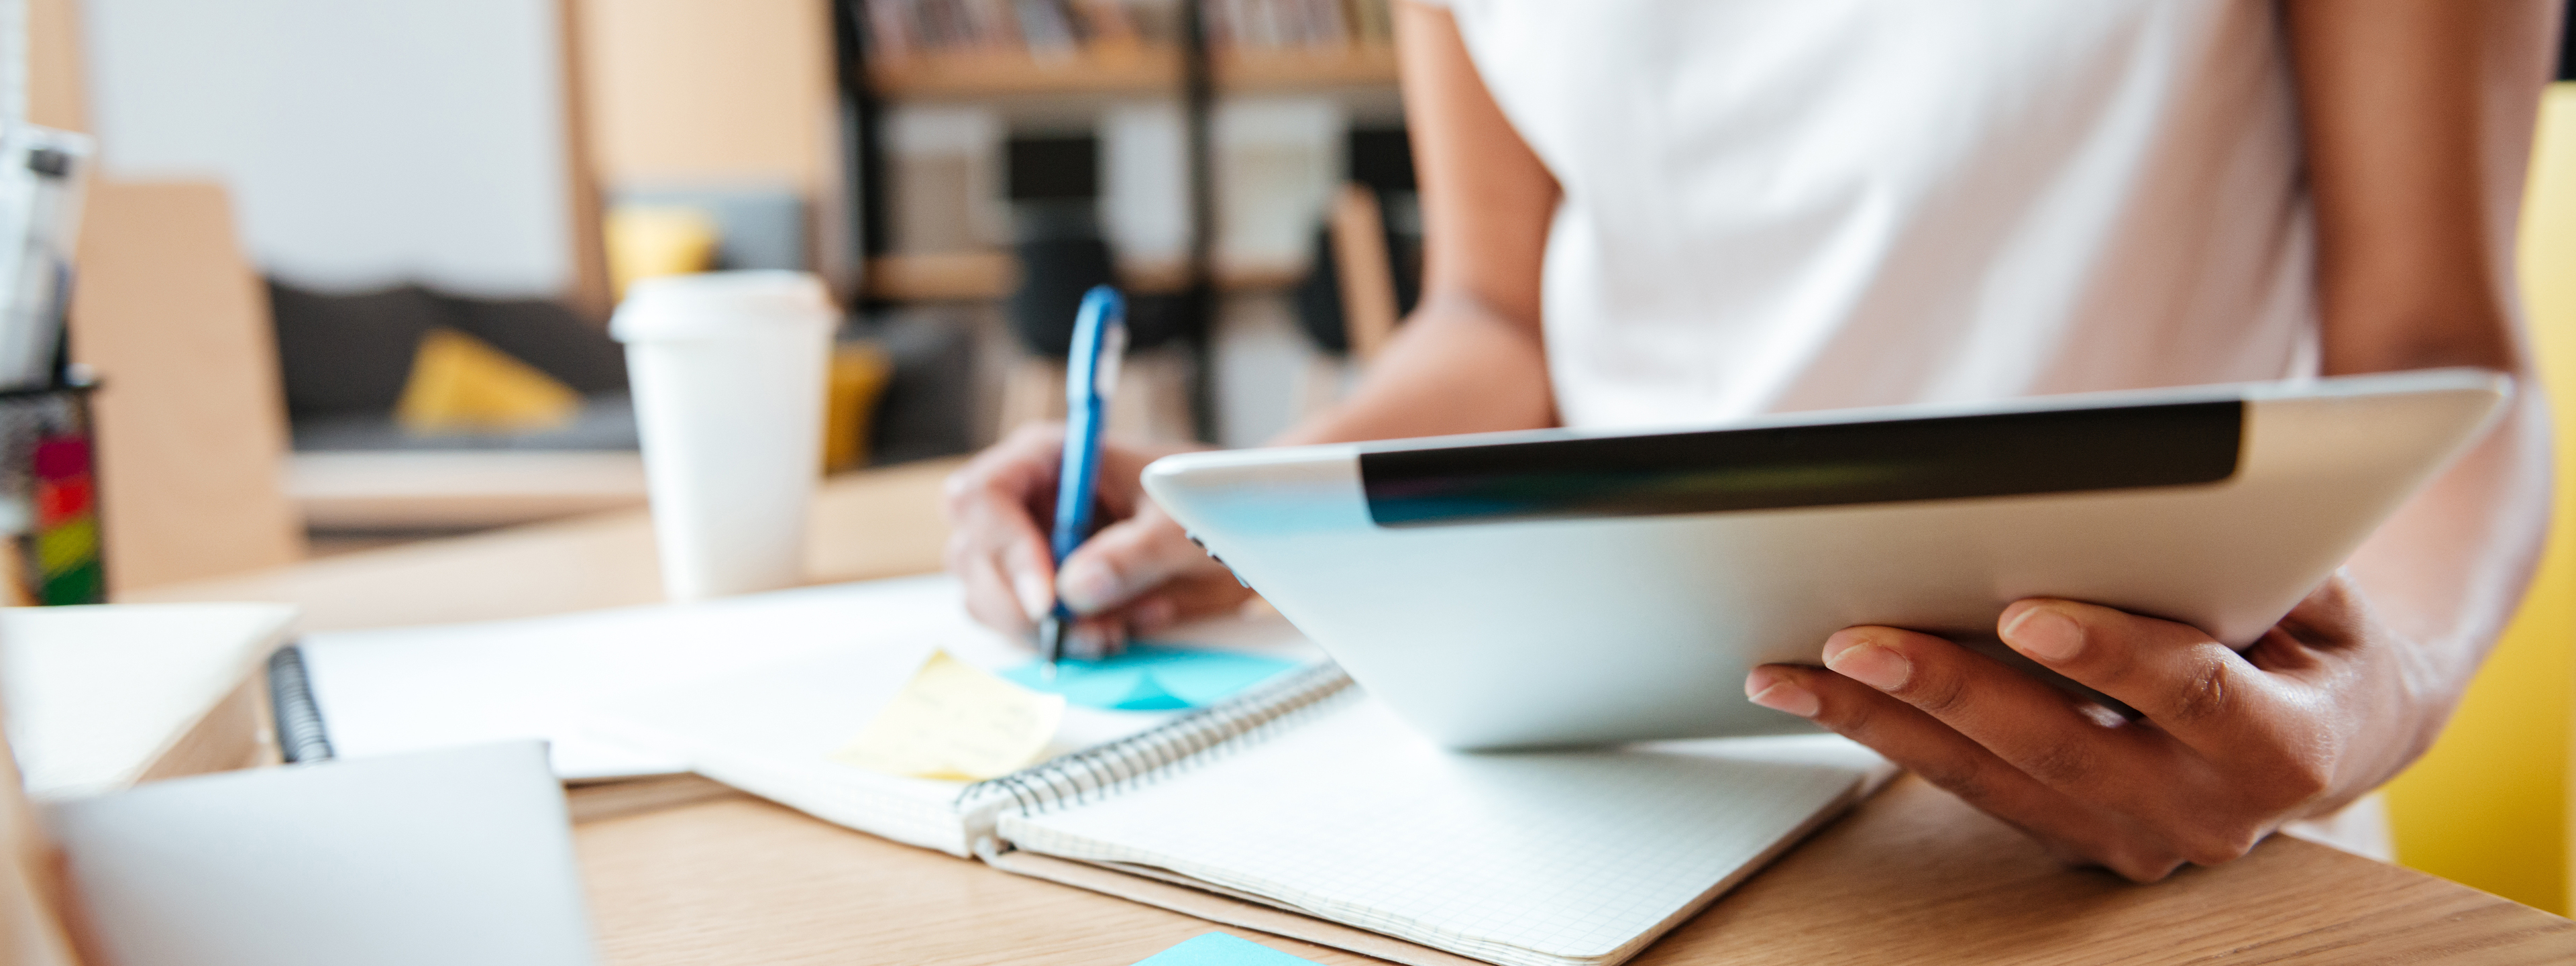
left=944, top=0, right=2558, bottom=881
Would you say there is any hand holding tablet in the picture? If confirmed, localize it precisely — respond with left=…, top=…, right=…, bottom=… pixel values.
left=1750, top=576, right=2419, bottom=882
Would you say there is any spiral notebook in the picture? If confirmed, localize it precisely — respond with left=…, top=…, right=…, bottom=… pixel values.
left=588, top=658, right=1891, bottom=966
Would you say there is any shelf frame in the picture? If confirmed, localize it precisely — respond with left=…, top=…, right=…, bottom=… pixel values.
left=867, top=43, right=1398, bottom=100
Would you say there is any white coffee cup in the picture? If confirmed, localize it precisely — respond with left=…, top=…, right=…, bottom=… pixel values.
left=610, top=271, right=836, bottom=601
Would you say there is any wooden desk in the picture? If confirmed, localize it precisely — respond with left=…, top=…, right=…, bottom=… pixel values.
left=130, top=460, right=961, bottom=633
left=129, top=461, right=2576, bottom=965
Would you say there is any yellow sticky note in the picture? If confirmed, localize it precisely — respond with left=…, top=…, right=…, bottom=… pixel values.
left=833, top=651, right=1066, bottom=782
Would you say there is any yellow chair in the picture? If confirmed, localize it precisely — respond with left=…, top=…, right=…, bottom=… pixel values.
left=2381, top=83, right=2576, bottom=914
left=603, top=205, right=721, bottom=300
left=825, top=342, right=894, bottom=472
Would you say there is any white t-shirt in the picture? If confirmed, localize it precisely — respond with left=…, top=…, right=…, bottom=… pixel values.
left=1429, top=0, right=2394, bottom=859
left=1434, top=0, right=2316, bottom=429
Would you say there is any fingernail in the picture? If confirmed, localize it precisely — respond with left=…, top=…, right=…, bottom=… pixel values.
left=2002, top=605, right=2085, bottom=662
left=1066, top=624, right=1107, bottom=660
left=1824, top=640, right=1911, bottom=692
left=1745, top=669, right=1821, bottom=718
left=1014, top=570, right=1055, bottom=621
left=1068, top=622, right=1126, bottom=660
left=1057, top=559, right=1122, bottom=614
left=1819, top=631, right=1866, bottom=665
left=1130, top=597, right=1179, bottom=634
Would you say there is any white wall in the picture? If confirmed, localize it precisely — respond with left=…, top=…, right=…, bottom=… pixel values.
left=1101, top=101, right=1187, bottom=266
left=3, top=0, right=28, bottom=121
left=1102, top=97, right=1347, bottom=274
left=82, top=0, right=572, bottom=297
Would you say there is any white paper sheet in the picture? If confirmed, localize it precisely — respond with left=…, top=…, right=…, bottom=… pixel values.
left=300, top=575, right=1324, bottom=782
left=299, top=576, right=1010, bottom=779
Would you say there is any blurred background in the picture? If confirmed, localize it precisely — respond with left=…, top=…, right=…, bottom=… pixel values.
left=14, top=0, right=2576, bottom=925
left=19, top=0, right=1416, bottom=558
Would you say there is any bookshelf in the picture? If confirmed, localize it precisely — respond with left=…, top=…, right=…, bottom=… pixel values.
left=851, top=2, right=1403, bottom=303
left=1218, top=43, right=1398, bottom=90
left=863, top=250, right=1016, bottom=301
left=842, top=0, right=1404, bottom=441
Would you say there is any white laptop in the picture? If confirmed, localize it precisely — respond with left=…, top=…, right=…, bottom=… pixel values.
left=1142, top=368, right=2508, bottom=749
left=46, top=742, right=598, bottom=966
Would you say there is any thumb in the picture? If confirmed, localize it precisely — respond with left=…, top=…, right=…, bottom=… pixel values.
left=1055, top=513, right=1202, bottom=615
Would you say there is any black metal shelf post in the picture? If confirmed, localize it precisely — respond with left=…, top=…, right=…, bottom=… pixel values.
left=1179, top=0, right=1220, bottom=443
left=831, top=0, right=890, bottom=305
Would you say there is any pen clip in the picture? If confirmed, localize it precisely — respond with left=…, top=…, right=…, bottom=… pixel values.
left=1093, top=323, right=1128, bottom=402
left=1067, top=286, right=1126, bottom=406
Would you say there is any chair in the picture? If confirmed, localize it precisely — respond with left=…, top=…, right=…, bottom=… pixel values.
left=1284, top=182, right=1408, bottom=423
left=70, top=182, right=307, bottom=590
left=1327, top=182, right=1402, bottom=362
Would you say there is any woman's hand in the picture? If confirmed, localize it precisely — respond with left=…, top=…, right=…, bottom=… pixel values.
left=941, top=423, right=1254, bottom=656
left=1743, top=574, right=2438, bottom=881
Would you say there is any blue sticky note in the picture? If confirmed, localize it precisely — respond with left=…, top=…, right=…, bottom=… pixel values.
left=1001, top=643, right=1299, bottom=711
left=1132, top=932, right=1322, bottom=965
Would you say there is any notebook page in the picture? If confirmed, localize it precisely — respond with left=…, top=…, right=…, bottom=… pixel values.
left=1000, top=696, right=1886, bottom=966
left=576, top=608, right=1328, bottom=855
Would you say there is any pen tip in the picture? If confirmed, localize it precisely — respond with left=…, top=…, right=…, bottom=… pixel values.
left=1037, top=617, right=1063, bottom=669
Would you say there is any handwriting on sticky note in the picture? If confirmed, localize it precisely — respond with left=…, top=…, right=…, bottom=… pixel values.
left=1000, top=643, right=1299, bottom=711
left=832, top=651, right=1065, bottom=782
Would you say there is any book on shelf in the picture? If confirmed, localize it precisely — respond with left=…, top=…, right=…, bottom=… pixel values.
left=866, top=0, right=1145, bottom=60
left=1205, top=0, right=1344, bottom=50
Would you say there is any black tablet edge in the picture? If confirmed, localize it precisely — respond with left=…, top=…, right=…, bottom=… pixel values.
left=1358, top=400, right=2244, bottom=527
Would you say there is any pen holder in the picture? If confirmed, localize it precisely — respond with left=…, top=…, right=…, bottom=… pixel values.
left=0, top=383, right=104, bottom=605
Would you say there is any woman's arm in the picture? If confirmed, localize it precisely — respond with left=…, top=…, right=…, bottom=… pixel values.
left=941, top=2, right=1566, bottom=641
left=1277, top=0, right=1560, bottom=444
left=2294, top=0, right=2557, bottom=731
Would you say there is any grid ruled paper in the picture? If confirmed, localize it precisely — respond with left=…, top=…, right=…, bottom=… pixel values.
left=1002, top=696, right=1888, bottom=966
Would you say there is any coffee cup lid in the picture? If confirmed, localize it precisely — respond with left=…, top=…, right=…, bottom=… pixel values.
left=610, top=271, right=837, bottom=342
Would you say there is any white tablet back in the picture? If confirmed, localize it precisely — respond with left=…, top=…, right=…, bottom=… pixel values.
left=1145, top=370, right=2507, bottom=749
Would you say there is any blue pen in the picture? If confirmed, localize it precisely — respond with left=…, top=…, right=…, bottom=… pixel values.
left=1040, top=286, right=1127, bottom=678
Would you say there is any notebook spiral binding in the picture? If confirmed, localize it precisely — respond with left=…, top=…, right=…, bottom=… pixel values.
left=266, top=645, right=336, bottom=763
left=957, top=662, right=1355, bottom=826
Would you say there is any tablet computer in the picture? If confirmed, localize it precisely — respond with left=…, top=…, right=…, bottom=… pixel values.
left=1142, top=368, right=2508, bottom=749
